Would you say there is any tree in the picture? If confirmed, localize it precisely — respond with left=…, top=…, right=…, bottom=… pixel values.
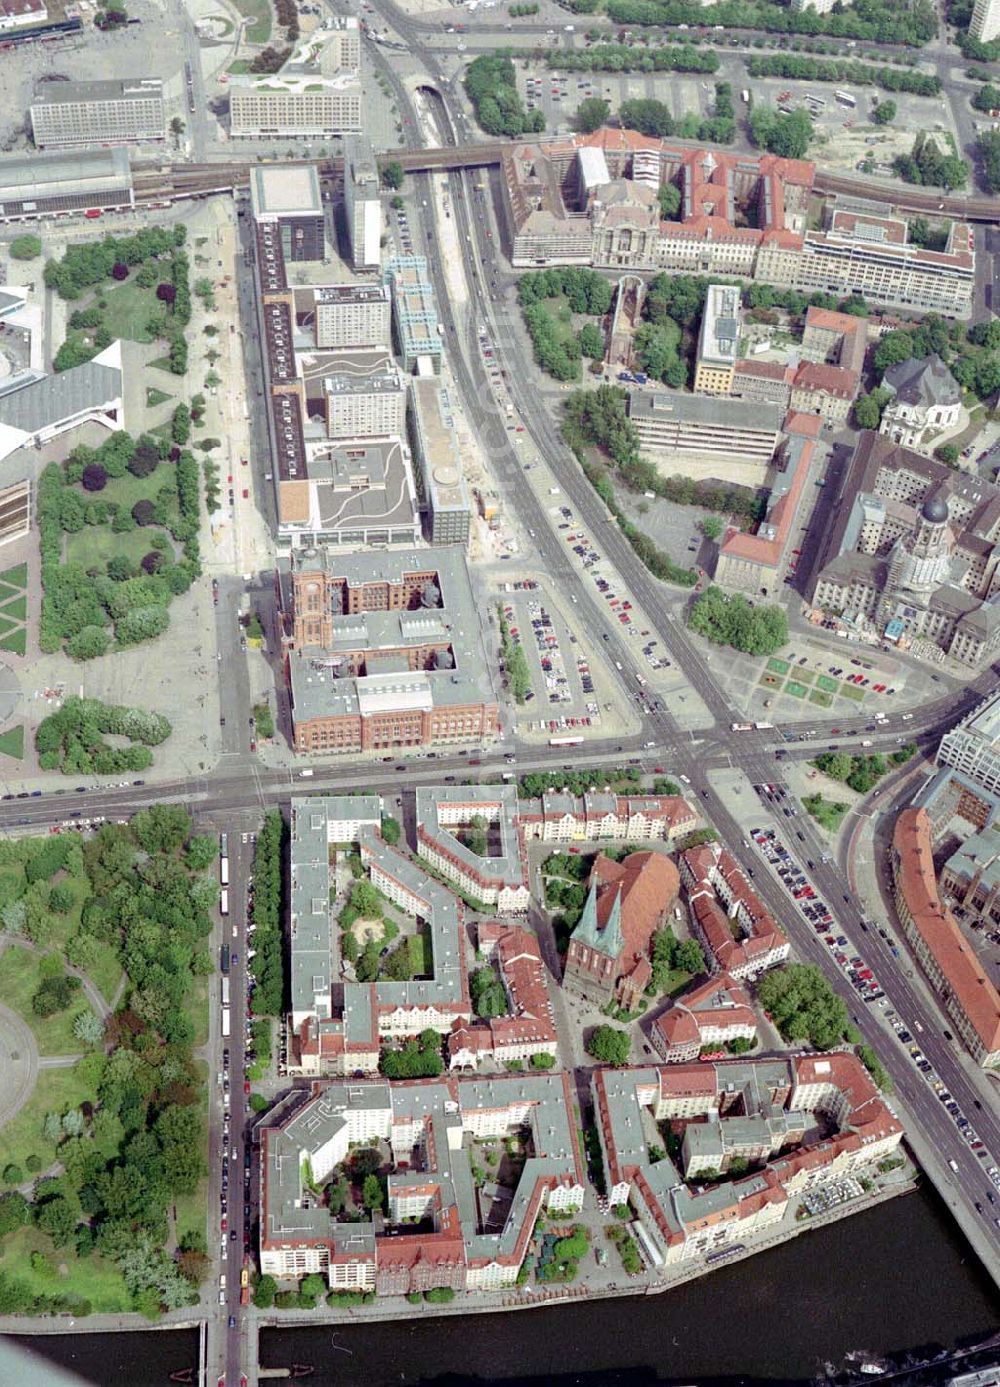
left=853, top=387, right=892, bottom=430
left=32, top=974, right=81, bottom=1017
left=361, top=1174, right=384, bottom=1211
left=170, top=403, right=191, bottom=445
left=471, top=966, right=507, bottom=1020
left=871, top=99, right=896, bottom=125
left=701, top=516, right=724, bottom=542
left=675, top=939, right=706, bottom=975
left=74, top=1011, right=105, bottom=1046
left=657, top=182, right=681, bottom=220
left=579, top=322, right=605, bottom=360
left=170, top=116, right=186, bottom=136
left=111, top=262, right=129, bottom=282
left=757, top=963, right=849, bottom=1050
left=128, top=438, right=160, bottom=478
left=131, top=499, right=156, bottom=526
left=748, top=106, right=812, bottom=159
left=253, top=1274, right=277, bottom=1309
left=380, top=816, right=401, bottom=846
left=156, top=283, right=177, bottom=309
left=10, top=235, right=42, bottom=261
left=381, top=160, right=404, bottom=190
left=586, top=1025, right=631, bottom=1066
left=576, top=96, right=610, bottom=133
left=688, top=587, right=788, bottom=656
left=935, top=443, right=960, bottom=465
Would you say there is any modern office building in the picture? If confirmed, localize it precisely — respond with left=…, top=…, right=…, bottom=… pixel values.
left=0, top=146, right=134, bottom=223
left=249, top=164, right=326, bottom=262
left=229, top=27, right=362, bottom=138
left=938, top=691, right=1000, bottom=797
left=810, top=434, right=1000, bottom=667
left=593, top=1054, right=902, bottom=1265
left=891, top=808, right=1000, bottom=1066
left=278, top=546, right=499, bottom=755
left=628, top=392, right=783, bottom=468
left=385, top=256, right=442, bottom=373
left=694, top=284, right=741, bottom=395
left=260, top=1072, right=584, bottom=1292
left=320, top=349, right=406, bottom=441
left=30, top=78, right=166, bottom=149
left=344, top=135, right=381, bottom=271
left=970, top=0, right=1000, bottom=43
left=408, top=377, right=471, bottom=546
left=314, top=284, right=391, bottom=350
left=275, top=436, right=420, bottom=549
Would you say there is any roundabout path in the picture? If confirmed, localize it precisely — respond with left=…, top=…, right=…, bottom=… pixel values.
left=0, top=998, right=38, bottom=1131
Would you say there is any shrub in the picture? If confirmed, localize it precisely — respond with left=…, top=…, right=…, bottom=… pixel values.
left=10, top=235, right=42, bottom=261
left=111, top=263, right=129, bottom=281
left=141, top=551, right=163, bottom=575
left=131, top=499, right=156, bottom=526
left=81, top=464, right=107, bottom=492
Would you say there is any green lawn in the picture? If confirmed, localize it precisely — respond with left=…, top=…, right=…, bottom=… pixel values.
left=0, top=1065, right=93, bottom=1173
left=0, top=946, right=96, bottom=1057
left=184, top=974, right=209, bottom=1049
left=0, top=725, right=24, bottom=759
left=91, top=280, right=160, bottom=344
left=409, top=924, right=432, bottom=978
left=228, top=58, right=253, bottom=74
left=0, top=1224, right=131, bottom=1313
left=0, top=564, right=27, bottom=589
left=809, top=689, right=833, bottom=708
left=64, top=525, right=174, bottom=572
left=0, top=582, right=18, bottom=603
left=172, top=1178, right=209, bottom=1253
left=0, top=614, right=15, bottom=638
left=97, top=466, right=176, bottom=512
left=148, top=355, right=175, bottom=374
left=146, top=386, right=173, bottom=408
left=231, top=0, right=272, bottom=42
left=793, top=668, right=815, bottom=685
left=655, top=968, right=693, bottom=1001
left=0, top=593, right=27, bottom=622
left=786, top=681, right=808, bottom=699
left=766, top=657, right=790, bottom=675
left=817, top=674, right=839, bottom=693
left=0, top=628, right=26, bottom=655
left=804, top=794, right=850, bottom=832
left=840, top=682, right=865, bottom=702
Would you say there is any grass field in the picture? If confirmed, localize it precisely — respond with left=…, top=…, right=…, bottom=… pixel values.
left=0, top=628, right=26, bottom=655
left=817, top=674, right=839, bottom=693
left=809, top=689, right=833, bottom=708
left=64, top=526, right=175, bottom=572
left=184, top=974, right=209, bottom=1049
left=804, top=794, right=850, bottom=832
left=793, top=668, right=815, bottom=685
left=0, top=564, right=27, bottom=589
left=231, top=0, right=272, bottom=43
left=0, top=593, right=26, bottom=622
left=92, top=280, right=160, bottom=344
left=0, top=725, right=24, bottom=759
left=148, top=355, right=174, bottom=374
left=0, top=1224, right=131, bottom=1313
left=408, top=924, right=432, bottom=979
left=0, top=614, right=15, bottom=637
left=786, top=681, right=808, bottom=699
left=0, top=946, right=95, bottom=1056
left=97, top=467, right=176, bottom=512
left=146, top=386, right=172, bottom=408
left=766, top=657, right=790, bottom=675
left=0, top=1066, right=92, bottom=1173
left=840, top=683, right=865, bottom=702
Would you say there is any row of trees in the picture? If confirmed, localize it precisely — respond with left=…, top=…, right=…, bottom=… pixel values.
left=0, top=809, right=214, bottom=1316
left=464, top=52, right=544, bottom=137
left=35, top=696, right=172, bottom=776
left=603, top=0, right=937, bottom=47
left=550, top=41, right=719, bottom=74
left=498, top=607, right=531, bottom=704
left=746, top=52, right=941, bottom=96
left=688, top=586, right=789, bottom=656
left=249, top=810, right=285, bottom=1017
left=978, top=129, right=1000, bottom=194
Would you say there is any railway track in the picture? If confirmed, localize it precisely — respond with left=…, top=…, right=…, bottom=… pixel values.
left=129, top=146, right=1000, bottom=222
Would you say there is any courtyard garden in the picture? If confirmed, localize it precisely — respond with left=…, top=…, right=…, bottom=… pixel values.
left=0, top=562, right=28, bottom=657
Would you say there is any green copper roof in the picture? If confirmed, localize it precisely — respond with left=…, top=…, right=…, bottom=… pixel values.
left=571, top=881, right=623, bottom=959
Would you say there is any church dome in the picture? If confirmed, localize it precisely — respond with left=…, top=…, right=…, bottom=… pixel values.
left=921, top=494, right=949, bottom=524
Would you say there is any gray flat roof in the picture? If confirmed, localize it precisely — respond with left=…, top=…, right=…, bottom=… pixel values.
left=0, top=357, right=121, bottom=435
left=31, top=77, right=163, bottom=106
left=628, top=390, right=783, bottom=433
left=0, top=146, right=131, bottom=196
left=250, top=164, right=323, bottom=220
left=307, top=438, right=417, bottom=534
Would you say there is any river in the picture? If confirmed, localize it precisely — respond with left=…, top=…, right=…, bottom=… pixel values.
left=2, top=1187, right=997, bottom=1387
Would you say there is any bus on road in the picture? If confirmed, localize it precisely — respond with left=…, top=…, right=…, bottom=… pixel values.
left=835, top=90, right=856, bottom=107
left=221, top=976, right=230, bottom=1008
left=221, top=1007, right=231, bottom=1039
left=220, top=888, right=229, bottom=916
left=549, top=736, right=584, bottom=747
left=220, top=857, right=230, bottom=887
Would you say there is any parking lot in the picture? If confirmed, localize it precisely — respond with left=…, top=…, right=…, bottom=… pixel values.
left=518, top=61, right=718, bottom=136
left=502, top=587, right=605, bottom=735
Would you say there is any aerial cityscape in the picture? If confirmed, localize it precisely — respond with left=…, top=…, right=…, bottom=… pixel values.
left=0, top=0, right=999, bottom=1382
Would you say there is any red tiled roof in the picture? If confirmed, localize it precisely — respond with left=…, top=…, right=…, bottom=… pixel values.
left=591, top=849, right=679, bottom=969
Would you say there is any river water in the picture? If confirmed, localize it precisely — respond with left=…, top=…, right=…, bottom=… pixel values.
left=3, top=1188, right=998, bottom=1387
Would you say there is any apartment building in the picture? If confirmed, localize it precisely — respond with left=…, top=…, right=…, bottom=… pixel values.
left=694, top=284, right=741, bottom=395
left=891, top=808, right=1000, bottom=1066
left=628, top=392, right=783, bottom=467
left=0, top=0, right=47, bottom=31
left=344, top=135, right=381, bottom=271
left=229, top=27, right=362, bottom=138
left=279, top=546, right=499, bottom=756
left=970, top=0, right=1000, bottom=42
left=519, top=791, right=697, bottom=844
left=30, top=78, right=166, bottom=149
left=260, top=1072, right=584, bottom=1292
left=448, top=922, right=557, bottom=1070
left=415, top=784, right=530, bottom=912
left=314, top=285, right=391, bottom=351
left=322, top=350, right=406, bottom=441
left=680, top=840, right=790, bottom=980
left=651, top=972, right=757, bottom=1063
left=593, top=1054, right=902, bottom=1265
